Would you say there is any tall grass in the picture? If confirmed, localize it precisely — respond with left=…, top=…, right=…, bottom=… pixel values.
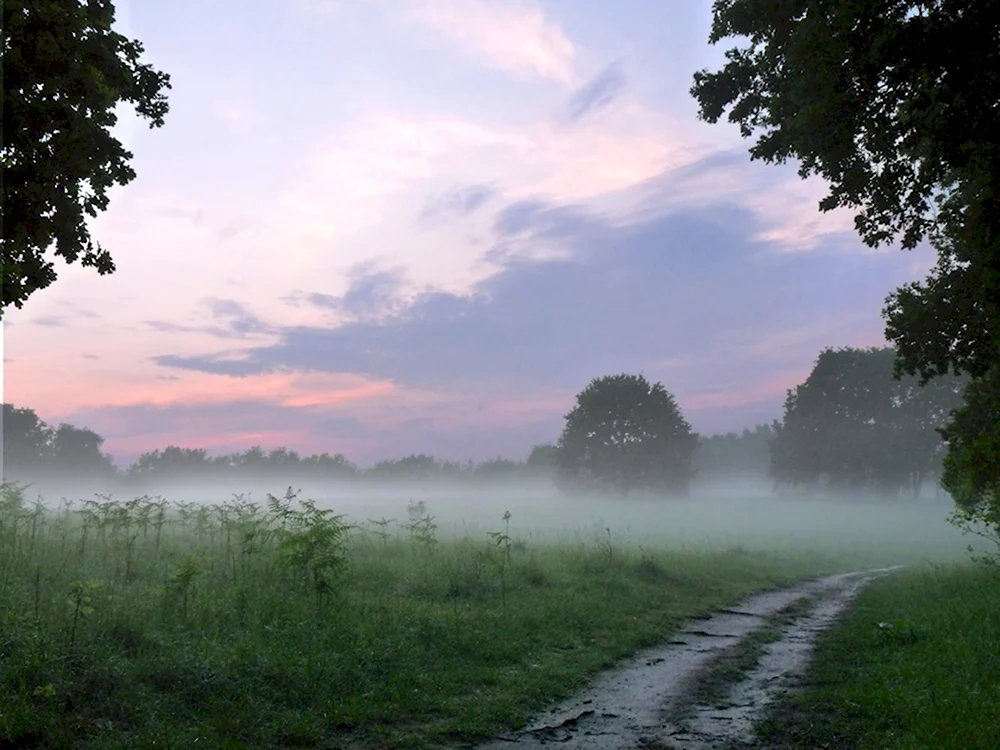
left=0, top=481, right=972, bottom=749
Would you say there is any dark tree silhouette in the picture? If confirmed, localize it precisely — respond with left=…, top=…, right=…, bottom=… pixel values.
left=691, top=0, right=999, bottom=515
left=1, top=404, right=54, bottom=478
left=367, top=455, right=444, bottom=481
left=49, top=423, right=116, bottom=480
left=554, top=374, right=698, bottom=496
left=940, top=366, right=1000, bottom=521
left=770, top=347, right=965, bottom=498
left=127, top=446, right=215, bottom=484
left=474, top=458, right=522, bottom=481
left=693, top=424, right=774, bottom=480
left=2, top=0, right=171, bottom=314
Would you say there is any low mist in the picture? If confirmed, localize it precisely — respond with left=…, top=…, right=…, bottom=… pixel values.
left=11, top=471, right=974, bottom=566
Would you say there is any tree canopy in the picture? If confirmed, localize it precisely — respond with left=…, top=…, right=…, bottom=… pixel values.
left=693, top=424, right=774, bottom=480
left=940, top=366, right=1000, bottom=520
left=1, top=0, right=171, bottom=315
left=554, top=374, right=699, bottom=496
left=1, top=403, right=116, bottom=482
left=692, top=0, right=999, bottom=522
left=770, top=347, right=966, bottom=497
left=526, top=443, right=557, bottom=474
left=691, top=0, right=998, bottom=377
left=691, top=1, right=998, bottom=249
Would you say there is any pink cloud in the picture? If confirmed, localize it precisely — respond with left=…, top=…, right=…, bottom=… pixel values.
left=4, top=358, right=397, bottom=422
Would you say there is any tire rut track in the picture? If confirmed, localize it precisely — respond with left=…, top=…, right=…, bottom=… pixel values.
left=480, top=566, right=903, bottom=750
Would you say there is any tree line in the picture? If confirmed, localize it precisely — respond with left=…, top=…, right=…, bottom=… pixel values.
left=1, top=347, right=968, bottom=500
left=0, top=407, right=561, bottom=489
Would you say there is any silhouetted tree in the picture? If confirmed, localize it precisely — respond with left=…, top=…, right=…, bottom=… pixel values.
left=299, top=452, right=357, bottom=479
left=554, top=374, right=698, bottom=496
left=474, top=458, right=522, bottom=481
left=2, top=405, right=116, bottom=482
left=526, top=443, right=557, bottom=476
left=691, top=0, right=998, bottom=518
left=234, top=446, right=270, bottom=479
left=940, top=364, right=1000, bottom=528
left=2, top=0, right=172, bottom=314
left=771, top=347, right=966, bottom=497
left=265, top=447, right=301, bottom=469
left=1, top=404, right=54, bottom=478
left=692, top=1, right=999, bottom=375
left=127, top=446, right=215, bottom=485
left=439, top=459, right=474, bottom=480
left=693, top=424, right=774, bottom=480
left=48, top=423, right=116, bottom=480
left=367, top=455, right=441, bottom=481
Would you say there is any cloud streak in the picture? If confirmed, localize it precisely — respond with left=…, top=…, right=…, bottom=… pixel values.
left=145, top=298, right=275, bottom=340
left=565, top=61, right=627, bottom=121
left=419, top=184, right=497, bottom=223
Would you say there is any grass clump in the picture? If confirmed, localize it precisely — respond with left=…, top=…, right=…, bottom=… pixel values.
left=757, top=565, right=1000, bottom=750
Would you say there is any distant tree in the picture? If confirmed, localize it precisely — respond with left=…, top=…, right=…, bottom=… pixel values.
left=439, top=459, right=473, bottom=480
left=772, top=349, right=897, bottom=494
left=769, top=417, right=816, bottom=492
left=265, top=447, right=301, bottom=469
left=693, top=424, right=774, bottom=480
left=474, top=458, right=522, bottom=481
left=209, top=452, right=240, bottom=477
left=49, top=423, right=116, bottom=480
left=554, top=374, right=699, bottom=496
left=1, top=403, right=54, bottom=478
left=2, top=405, right=116, bottom=482
left=771, top=347, right=966, bottom=498
left=525, top=443, right=557, bottom=476
left=127, top=446, right=215, bottom=484
left=2, top=0, right=172, bottom=314
left=299, top=452, right=357, bottom=479
left=367, top=454, right=441, bottom=481
left=234, top=446, right=269, bottom=478
left=202, top=445, right=308, bottom=482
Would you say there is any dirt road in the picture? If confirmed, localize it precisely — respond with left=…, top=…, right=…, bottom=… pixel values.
left=480, top=566, right=904, bottom=750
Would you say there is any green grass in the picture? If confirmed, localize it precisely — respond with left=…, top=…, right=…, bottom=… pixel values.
left=0, top=483, right=976, bottom=749
left=757, top=565, right=1000, bottom=750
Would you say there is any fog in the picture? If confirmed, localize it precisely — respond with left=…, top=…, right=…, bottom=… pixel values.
left=13, top=471, right=975, bottom=565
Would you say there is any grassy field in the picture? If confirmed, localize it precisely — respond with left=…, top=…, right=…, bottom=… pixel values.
left=0, top=481, right=979, bottom=749
left=757, top=564, right=1000, bottom=750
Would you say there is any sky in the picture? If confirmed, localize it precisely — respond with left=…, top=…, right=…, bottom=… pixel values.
left=1, top=0, right=938, bottom=469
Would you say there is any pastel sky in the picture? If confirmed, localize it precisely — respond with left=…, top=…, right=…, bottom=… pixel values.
left=1, top=0, right=937, bottom=468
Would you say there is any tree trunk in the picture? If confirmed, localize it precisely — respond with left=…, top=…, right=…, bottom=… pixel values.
left=912, top=470, right=924, bottom=501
